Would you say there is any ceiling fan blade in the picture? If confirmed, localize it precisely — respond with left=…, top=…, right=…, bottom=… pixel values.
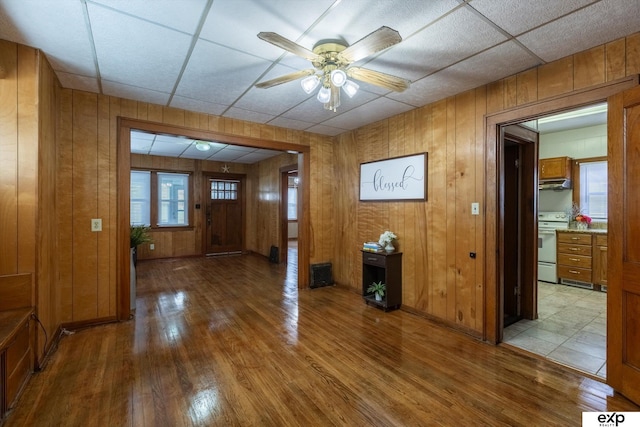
left=339, top=26, right=402, bottom=63
left=346, top=67, right=410, bottom=92
left=255, top=69, right=316, bottom=89
left=257, top=32, right=321, bottom=62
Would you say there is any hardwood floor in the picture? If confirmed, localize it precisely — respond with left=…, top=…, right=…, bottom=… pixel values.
left=5, top=254, right=638, bottom=426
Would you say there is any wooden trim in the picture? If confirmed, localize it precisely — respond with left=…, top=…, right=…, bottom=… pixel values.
left=121, top=118, right=310, bottom=154
left=485, top=75, right=639, bottom=344
left=571, top=156, right=608, bottom=207
left=298, top=153, right=310, bottom=288
left=117, top=118, right=131, bottom=320
left=60, top=316, right=118, bottom=331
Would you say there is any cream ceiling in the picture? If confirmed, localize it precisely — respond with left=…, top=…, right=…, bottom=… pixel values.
left=0, top=0, right=638, bottom=159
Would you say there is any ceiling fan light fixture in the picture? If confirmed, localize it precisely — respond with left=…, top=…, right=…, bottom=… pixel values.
left=300, top=75, right=320, bottom=94
left=342, top=79, right=359, bottom=98
left=195, top=141, right=211, bottom=151
left=330, top=69, right=347, bottom=87
left=317, top=86, right=331, bottom=103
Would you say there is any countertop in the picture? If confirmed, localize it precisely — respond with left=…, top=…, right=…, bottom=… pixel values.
left=557, top=228, right=607, bottom=234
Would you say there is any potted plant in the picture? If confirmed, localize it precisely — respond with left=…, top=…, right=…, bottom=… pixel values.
left=367, top=281, right=386, bottom=302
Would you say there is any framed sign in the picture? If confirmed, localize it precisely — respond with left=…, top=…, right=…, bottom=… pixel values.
left=359, top=153, right=427, bottom=201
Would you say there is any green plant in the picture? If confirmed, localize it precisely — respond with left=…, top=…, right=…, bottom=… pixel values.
left=367, top=281, right=386, bottom=298
left=130, top=225, right=153, bottom=248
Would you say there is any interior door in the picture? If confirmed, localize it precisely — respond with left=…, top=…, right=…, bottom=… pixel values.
left=499, top=125, right=538, bottom=335
left=205, top=176, right=243, bottom=254
left=607, top=85, right=640, bottom=405
left=503, top=143, right=520, bottom=326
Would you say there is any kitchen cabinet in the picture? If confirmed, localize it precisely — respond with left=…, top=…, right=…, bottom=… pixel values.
left=593, top=234, right=608, bottom=287
left=361, top=251, right=402, bottom=311
left=557, top=232, right=593, bottom=284
left=539, top=156, right=572, bottom=180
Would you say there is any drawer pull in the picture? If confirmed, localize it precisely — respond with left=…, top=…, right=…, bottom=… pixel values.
left=571, top=237, right=580, bottom=240
left=367, top=258, right=378, bottom=262
left=569, top=258, right=580, bottom=262
left=569, top=270, right=580, bottom=274
left=569, top=248, right=578, bottom=251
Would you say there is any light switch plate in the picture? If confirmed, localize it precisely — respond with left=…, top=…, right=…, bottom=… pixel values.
left=91, top=218, right=102, bottom=232
left=471, top=202, right=480, bottom=215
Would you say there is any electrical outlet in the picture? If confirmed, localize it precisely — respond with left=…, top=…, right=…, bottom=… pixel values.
left=471, top=202, right=480, bottom=215
left=91, top=218, right=102, bottom=232
left=150, top=243, right=155, bottom=250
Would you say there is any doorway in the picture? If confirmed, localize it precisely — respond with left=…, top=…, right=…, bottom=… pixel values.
left=205, top=174, right=245, bottom=255
left=501, top=125, right=538, bottom=328
left=280, top=165, right=298, bottom=265
left=501, top=105, right=609, bottom=378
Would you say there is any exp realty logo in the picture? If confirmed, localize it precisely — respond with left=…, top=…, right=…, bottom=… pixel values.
left=582, top=412, right=640, bottom=427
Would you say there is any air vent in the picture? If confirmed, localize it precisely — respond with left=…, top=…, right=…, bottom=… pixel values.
left=310, top=263, right=333, bottom=288
left=560, top=278, right=593, bottom=290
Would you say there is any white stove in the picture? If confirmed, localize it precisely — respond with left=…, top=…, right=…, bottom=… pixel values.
left=538, top=211, right=570, bottom=283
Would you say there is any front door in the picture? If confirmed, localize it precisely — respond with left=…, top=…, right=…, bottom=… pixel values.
left=205, top=176, right=244, bottom=254
left=607, top=85, right=640, bottom=405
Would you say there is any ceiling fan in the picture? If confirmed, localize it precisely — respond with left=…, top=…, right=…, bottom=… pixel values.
left=255, top=26, right=410, bottom=112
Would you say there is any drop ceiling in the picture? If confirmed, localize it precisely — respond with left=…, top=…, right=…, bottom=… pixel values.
left=0, top=0, right=638, bottom=141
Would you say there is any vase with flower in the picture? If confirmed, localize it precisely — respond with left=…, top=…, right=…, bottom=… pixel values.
left=567, top=203, right=592, bottom=230
left=379, top=230, right=397, bottom=253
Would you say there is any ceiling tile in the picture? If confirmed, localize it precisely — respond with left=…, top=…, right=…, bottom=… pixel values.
left=304, top=123, right=349, bottom=136
left=281, top=88, right=380, bottom=125
left=389, top=41, right=541, bottom=106
left=169, top=95, right=228, bottom=116
left=2, top=0, right=639, bottom=140
left=0, top=0, right=96, bottom=76
left=175, top=38, right=272, bottom=104
left=297, top=0, right=460, bottom=53
left=517, top=0, right=640, bottom=62
left=56, top=71, right=101, bottom=93
left=87, top=2, right=193, bottom=91
left=201, top=0, right=336, bottom=60
left=89, top=0, right=207, bottom=34
left=102, top=80, right=171, bottom=105
left=322, top=97, right=415, bottom=130
left=224, top=107, right=275, bottom=124
left=468, top=0, right=594, bottom=36
left=268, top=117, right=316, bottom=131
left=369, top=6, right=508, bottom=82
left=235, top=64, right=315, bottom=115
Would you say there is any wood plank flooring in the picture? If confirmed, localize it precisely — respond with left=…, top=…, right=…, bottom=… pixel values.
left=5, top=254, right=639, bottom=426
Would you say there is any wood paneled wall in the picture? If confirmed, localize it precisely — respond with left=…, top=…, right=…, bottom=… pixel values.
left=130, top=152, right=297, bottom=260
left=248, top=153, right=298, bottom=257
left=55, top=88, right=332, bottom=324
left=2, top=30, right=639, bottom=360
left=333, top=32, right=640, bottom=336
left=0, top=41, right=58, bottom=363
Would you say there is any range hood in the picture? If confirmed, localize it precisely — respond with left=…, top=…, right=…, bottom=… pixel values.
left=539, top=178, right=572, bottom=190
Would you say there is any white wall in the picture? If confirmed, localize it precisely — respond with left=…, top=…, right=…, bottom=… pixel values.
left=538, top=124, right=606, bottom=213
left=539, top=124, right=606, bottom=159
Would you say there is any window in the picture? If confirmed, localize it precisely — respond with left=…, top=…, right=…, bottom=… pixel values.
left=131, top=171, right=151, bottom=226
left=287, top=176, right=298, bottom=220
left=210, top=179, right=238, bottom=200
left=158, top=173, right=189, bottom=226
left=577, top=159, right=607, bottom=220
left=130, top=170, right=190, bottom=227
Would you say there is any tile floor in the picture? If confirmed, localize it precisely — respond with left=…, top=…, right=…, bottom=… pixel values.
left=503, top=282, right=607, bottom=378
